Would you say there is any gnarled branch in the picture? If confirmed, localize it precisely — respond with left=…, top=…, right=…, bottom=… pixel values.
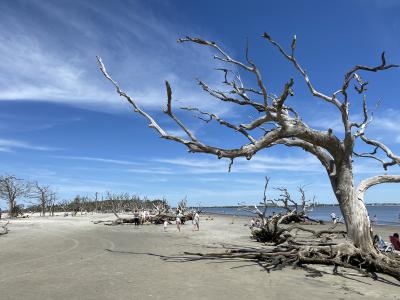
left=356, top=175, right=400, bottom=202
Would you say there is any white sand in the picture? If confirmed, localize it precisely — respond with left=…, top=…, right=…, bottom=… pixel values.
left=0, top=214, right=399, bottom=300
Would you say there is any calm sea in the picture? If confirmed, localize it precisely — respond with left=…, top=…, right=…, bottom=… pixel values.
left=201, top=205, right=400, bottom=226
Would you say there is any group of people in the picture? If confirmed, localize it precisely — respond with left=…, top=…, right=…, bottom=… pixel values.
left=331, top=212, right=380, bottom=225
left=330, top=212, right=343, bottom=224
left=163, top=210, right=200, bottom=232
left=374, top=232, right=400, bottom=252
left=249, top=218, right=262, bottom=229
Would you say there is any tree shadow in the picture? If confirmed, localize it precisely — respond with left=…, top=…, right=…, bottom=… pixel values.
left=104, top=247, right=400, bottom=287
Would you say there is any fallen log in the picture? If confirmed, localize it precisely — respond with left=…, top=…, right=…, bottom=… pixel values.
left=0, top=221, right=9, bottom=235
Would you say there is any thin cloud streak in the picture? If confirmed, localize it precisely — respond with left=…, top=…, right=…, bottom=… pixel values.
left=0, top=138, right=58, bottom=152
left=54, top=155, right=142, bottom=166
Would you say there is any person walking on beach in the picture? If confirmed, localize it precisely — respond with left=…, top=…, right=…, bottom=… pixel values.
left=193, top=211, right=200, bottom=231
left=330, top=212, right=337, bottom=224
left=176, top=211, right=183, bottom=232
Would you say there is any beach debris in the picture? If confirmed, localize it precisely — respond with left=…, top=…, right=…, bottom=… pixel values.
left=0, top=221, right=9, bottom=235
left=239, top=177, right=324, bottom=244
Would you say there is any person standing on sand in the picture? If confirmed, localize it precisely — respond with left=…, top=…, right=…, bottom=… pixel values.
left=193, top=211, right=200, bottom=231
left=176, top=212, right=183, bottom=232
left=330, top=212, right=337, bottom=224
left=163, top=220, right=168, bottom=232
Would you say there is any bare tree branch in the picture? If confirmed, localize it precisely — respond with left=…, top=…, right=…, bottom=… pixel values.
left=359, top=134, right=400, bottom=170
left=181, top=106, right=256, bottom=144
left=163, top=81, right=198, bottom=142
left=262, top=32, right=342, bottom=109
left=98, top=55, right=342, bottom=161
left=177, top=37, right=253, bottom=71
left=343, top=52, right=399, bottom=94
left=197, top=79, right=265, bottom=112
left=356, top=175, right=400, bottom=202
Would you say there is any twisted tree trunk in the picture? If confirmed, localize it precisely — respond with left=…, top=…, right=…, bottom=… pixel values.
left=333, top=163, right=373, bottom=252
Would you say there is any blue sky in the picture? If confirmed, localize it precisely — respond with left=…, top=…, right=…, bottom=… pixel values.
left=0, top=0, right=400, bottom=207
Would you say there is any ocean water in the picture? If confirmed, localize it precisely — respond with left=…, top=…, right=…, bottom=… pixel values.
left=202, top=205, right=400, bottom=226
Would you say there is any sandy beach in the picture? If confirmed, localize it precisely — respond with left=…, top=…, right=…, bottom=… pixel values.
left=0, top=214, right=399, bottom=300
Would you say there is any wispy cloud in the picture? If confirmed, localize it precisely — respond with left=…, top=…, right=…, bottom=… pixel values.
left=0, top=138, right=57, bottom=152
left=0, top=113, right=82, bottom=133
left=0, top=1, right=231, bottom=114
left=154, top=154, right=323, bottom=174
left=127, top=167, right=174, bottom=175
left=55, top=155, right=142, bottom=166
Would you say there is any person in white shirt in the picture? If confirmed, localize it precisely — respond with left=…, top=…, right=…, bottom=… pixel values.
left=176, top=212, right=183, bottom=232
left=163, top=220, right=168, bottom=232
left=330, top=212, right=337, bottom=224
left=193, top=212, right=200, bottom=231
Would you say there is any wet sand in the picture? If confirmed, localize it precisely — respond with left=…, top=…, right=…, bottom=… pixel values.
left=0, top=214, right=399, bottom=300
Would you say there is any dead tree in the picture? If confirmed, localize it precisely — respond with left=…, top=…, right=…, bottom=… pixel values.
left=240, top=177, right=324, bottom=243
left=271, top=186, right=316, bottom=224
left=298, top=186, right=315, bottom=216
left=98, top=33, right=400, bottom=279
left=29, top=181, right=55, bottom=216
left=0, top=175, right=28, bottom=218
left=94, top=192, right=99, bottom=213
left=239, top=177, right=292, bottom=243
left=48, top=193, right=56, bottom=216
left=177, top=196, right=188, bottom=214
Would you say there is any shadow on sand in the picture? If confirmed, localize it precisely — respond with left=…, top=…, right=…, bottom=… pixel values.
left=104, top=247, right=400, bottom=288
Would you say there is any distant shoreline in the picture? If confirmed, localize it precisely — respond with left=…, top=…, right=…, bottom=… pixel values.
left=198, top=203, right=400, bottom=208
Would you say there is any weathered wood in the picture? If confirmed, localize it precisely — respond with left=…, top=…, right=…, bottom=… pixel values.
left=0, top=221, right=9, bottom=235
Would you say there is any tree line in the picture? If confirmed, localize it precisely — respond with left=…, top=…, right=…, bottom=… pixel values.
left=0, top=174, right=168, bottom=218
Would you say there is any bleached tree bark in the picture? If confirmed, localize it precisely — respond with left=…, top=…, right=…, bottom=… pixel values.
left=97, top=33, right=399, bottom=254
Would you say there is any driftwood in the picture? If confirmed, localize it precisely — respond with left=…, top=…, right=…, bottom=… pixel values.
left=92, top=210, right=191, bottom=226
left=243, top=178, right=325, bottom=244
left=183, top=232, right=400, bottom=281
left=285, top=225, right=346, bottom=238
left=0, top=221, right=9, bottom=235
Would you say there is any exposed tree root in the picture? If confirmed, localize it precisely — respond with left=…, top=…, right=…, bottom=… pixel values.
left=252, top=224, right=346, bottom=244
left=286, top=225, right=347, bottom=238
left=183, top=241, right=400, bottom=281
